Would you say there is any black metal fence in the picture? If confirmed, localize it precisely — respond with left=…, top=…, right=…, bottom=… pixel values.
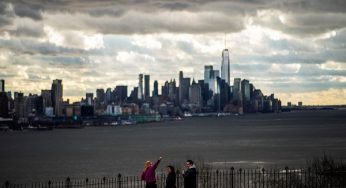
left=3, top=167, right=346, bottom=188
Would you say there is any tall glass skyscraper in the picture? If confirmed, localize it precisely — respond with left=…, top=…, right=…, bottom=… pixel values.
left=144, top=75, right=150, bottom=99
left=51, top=79, right=63, bottom=117
left=138, top=74, right=143, bottom=100
left=0, top=79, right=4, bottom=92
left=221, top=49, right=230, bottom=85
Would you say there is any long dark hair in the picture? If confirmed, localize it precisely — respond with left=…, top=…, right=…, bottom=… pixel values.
left=167, top=165, right=176, bottom=175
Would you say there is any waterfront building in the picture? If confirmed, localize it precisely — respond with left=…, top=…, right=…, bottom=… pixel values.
left=0, top=92, right=8, bottom=118
left=115, top=85, right=128, bottom=103
left=152, top=80, right=158, bottom=96
left=96, top=89, right=105, bottom=105
left=189, top=80, right=202, bottom=108
left=86, top=93, right=94, bottom=106
left=0, top=79, right=4, bottom=92
left=144, top=75, right=150, bottom=100
left=51, top=79, right=63, bottom=117
left=138, top=74, right=144, bottom=100
left=14, top=92, right=26, bottom=118
left=179, top=71, right=191, bottom=105
left=106, top=104, right=122, bottom=116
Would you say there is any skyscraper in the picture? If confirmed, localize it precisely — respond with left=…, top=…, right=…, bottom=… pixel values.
left=138, top=74, right=143, bottom=100
left=210, top=69, right=219, bottom=94
left=0, top=92, right=8, bottom=118
left=221, top=49, right=230, bottom=85
left=241, top=79, right=250, bottom=112
left=144, top=75, right=150, bottom=99
left=179, top=71, right=191, bottom=105
left=0, top=79, right=4, bottom=92
left=233, top=78, right=242, bottom=102
left=105, top=88, right=112, bottom=103
left=153, top=80, right=158, bottom=96
left=96, top=89, right=105, bottom=105
left=115, top=85, right=128, bottom=102
left=86, top=93, right=94, bottom=106
left=189, top=80, right=202, bottom=107
left=51, top=79, right=63, bottom=117
left=204, top=65, right=213, bottom=85
left=14, top=92, right=25, bottom=118
left=41, top=90, right=52, bottom=111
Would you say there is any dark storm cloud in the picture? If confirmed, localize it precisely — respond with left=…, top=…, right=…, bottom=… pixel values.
left=0, top=38, right=85, bottom=55
left=2, top=0, right=346, bottom=35
left=0, top=2, right=14, bottom=28
left=13, top=1, right=43, bottom=20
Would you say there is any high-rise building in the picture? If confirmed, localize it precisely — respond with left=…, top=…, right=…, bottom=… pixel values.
left=51, top=79, right=63, bottom=117
left=198, top=80, right=210, bottom=106
left=0, top=79, right=4, bottom=92
left=144, top=75, right=150, bottom=99
left=153, top=80, right=158, bottom=96
left=233, top=78, right=242, bottom=102
left=168, top=79, right=178, bottom=104
left=115, top=85, right=128, bottom=102
left=0, top=92, right=8, bottom=118
left=138, top=74, right=143, bottom=100
left=209, top=69, right=219, bottom=94
left=241, top=79, right=250, bottom=102
left=161, top=81, right=169, bottom=99
left=25, top=94, right=42, bottom=115
left=204, top=65, right=213, bottom=86
left=41, top=90, right=52, bottom=112
left=86, top=93, right=94, bottom=106
left=241, top=79, right=251, bottom=112
left=221, top=49, right=230, bottom=85
left=189, top=80, right=202, bottom=107
left=105, top=88, right=112, bottom=103
left=96, top=89, right=105, bottom=105
left=131, top=87, right=138, bottom=100
left=14, top=92, right=26, bottom=118
left=179, top=71, right=191, bottom=105
left=216, top=77, right=231, bottom=111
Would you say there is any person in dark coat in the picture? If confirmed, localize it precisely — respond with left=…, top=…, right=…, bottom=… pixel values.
left=141, top=157, right=162, bottom=188
left=165, top=165, right=176, bottom=188
left=183, top=160, right=197, bottom=188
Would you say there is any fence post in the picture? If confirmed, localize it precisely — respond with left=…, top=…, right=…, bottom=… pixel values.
left=66, top=177, right=71, bottom=188
left=216, top=170, right=219, bottom=188
left=103, top=177, right=106, bottom=186
left=239, top=168, right=242, bottom=188
left=196, top=171, right=199, bottom=188
left=4, top=181, right=10, bottom=188
left=231, top=167, right=234, bottom=188
left=48, top=180, right=52, bottom=188
left=262, top=168, right=265, bottom=188
left=176, top=170, right=180, bottom=188
left=118, top=173, right=122, bottom=188
left=307, top=168, right=311, bottom=187
left=285, top=166, right=289, bottom=188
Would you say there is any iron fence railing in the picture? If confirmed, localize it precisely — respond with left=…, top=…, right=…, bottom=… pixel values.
left=2, top=167, right=346, bottom=188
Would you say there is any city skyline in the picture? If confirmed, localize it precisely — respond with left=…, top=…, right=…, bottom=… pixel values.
left=0, top=0, right=346, bottom=105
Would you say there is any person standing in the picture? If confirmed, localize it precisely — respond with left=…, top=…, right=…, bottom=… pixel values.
left=165, top=165, right=176, bottom=188
left=141, top=157, right=162, bottom=188
left=183, top=160, right=197, bottom=188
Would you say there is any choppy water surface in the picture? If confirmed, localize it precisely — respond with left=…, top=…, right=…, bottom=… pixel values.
left=1, top=110, right=346, bottom=183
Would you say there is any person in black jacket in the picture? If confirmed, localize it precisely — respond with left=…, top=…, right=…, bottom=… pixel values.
left=165, top=165, right=176, bottom=188
left=183, top=160, right=197, bottom=188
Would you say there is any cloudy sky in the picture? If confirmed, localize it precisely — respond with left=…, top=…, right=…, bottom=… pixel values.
left=0, top=0, right=346, bottom=105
